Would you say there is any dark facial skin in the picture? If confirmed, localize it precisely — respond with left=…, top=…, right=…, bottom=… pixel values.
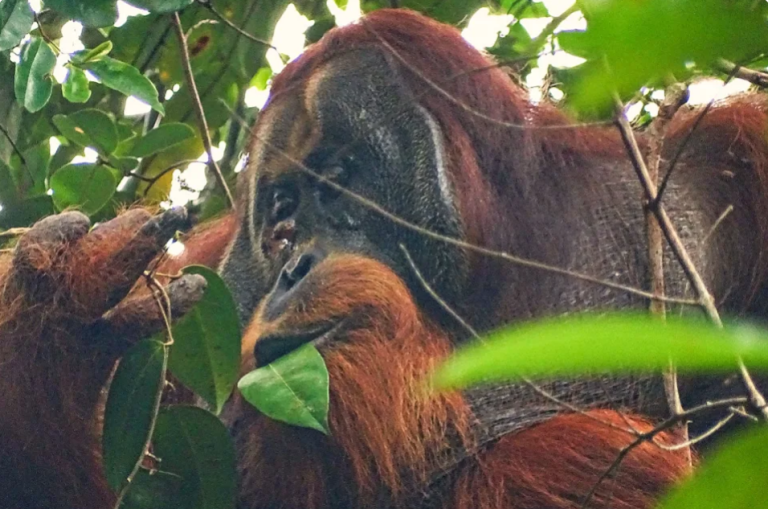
left=220, top=48, right=467, bottom=337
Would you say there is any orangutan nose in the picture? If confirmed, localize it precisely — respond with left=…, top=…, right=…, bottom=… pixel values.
left=263, top=247, right=325, bottom=321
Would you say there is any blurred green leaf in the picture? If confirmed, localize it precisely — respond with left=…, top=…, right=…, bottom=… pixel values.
left=83, top=56, right=165, bottom=114
left=434, top=314, right=768, bottom=390
left=251, top=67, right=272, bottom=91
left=124, top=0, right=194, bottom=13
left=153, top=406, right=237, bottom=509
left=563, top=0, right=768, bottom=113
left=168, top=266, right=241, bottom=415
left=52, top=109, right=118, bottom=154
left=0, top=0, right=34, bottom=51
left=658, top=425, right=768, bottom=509
left=44, top=0, right=118, bottom=28
left=238, top=344, right=330, bottom=434
left=102, top=339, right=166, bottom=491
left=14, top=38, right=56, bottom=113
left=62, top=67, right=92, bottom=103
left=49, top=162, right=116, bottom=214
left=128, top=122, right=196, bottom=158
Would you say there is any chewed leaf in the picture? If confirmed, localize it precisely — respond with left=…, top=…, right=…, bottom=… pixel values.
left=238, top=344, right=330, bottom=434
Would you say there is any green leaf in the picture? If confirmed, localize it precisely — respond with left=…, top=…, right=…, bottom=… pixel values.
left=120, top=469, right=186, bottom=509
left=71, top=41, right=113, bottom=64
left=251, top=67, right=272, bottom=91
left=0, top=0, right=34, bottom=51
left=238, top=344, right=330, bottom=434
left=433, top=313, right=768, bottom=390
left=62, top=66, right=91, bottom=103
left=153, top=406, right=237, bottom=509
left=168, top=266, right=241, bottom=415
left=657, top=425, right=768, bottom=509
left=44, top=0, right=118, bottom=28
left=124, top=0, right=194, bottom=13
left=102, top=339, right=166, bottom=491
left=83, top=56, right=165, bottom=115
left=562, top=0, right=768, bottom=114
left=129, top=123, right=196, bottom=158
left=52, top=109, right=118, bottom=154
left=49, top=163, right=116, bottom=215
left=14, top=38, right=56, bottom=113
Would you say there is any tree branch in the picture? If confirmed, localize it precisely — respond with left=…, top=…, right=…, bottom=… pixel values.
left=171, top=12, right=235, bottom=210
left=716, top=58, right=768, bottom=88
left=613, top=97, right=768, bottom=421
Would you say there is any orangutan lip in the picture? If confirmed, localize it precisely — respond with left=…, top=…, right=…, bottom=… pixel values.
left=255, top=321, right=343, bottom=367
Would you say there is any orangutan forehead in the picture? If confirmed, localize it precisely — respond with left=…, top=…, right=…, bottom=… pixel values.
left=246, top=47, right=408, bottom=183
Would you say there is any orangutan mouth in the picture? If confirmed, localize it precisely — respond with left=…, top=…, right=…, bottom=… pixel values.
left=254, top=320, right=345, bottom=367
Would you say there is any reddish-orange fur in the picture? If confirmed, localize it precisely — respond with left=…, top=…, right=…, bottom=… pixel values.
left=451, top=411, right=690, bottom=509
left=235, top=256, right=690, bottom=509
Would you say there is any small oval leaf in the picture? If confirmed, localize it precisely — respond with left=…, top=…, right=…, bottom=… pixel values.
left=49, top=163, right=116, bottom=215
left=129, top=123, right=196, bottom=158
left=84, top=56, right=165, bottom=114
left=168, top=266, right=241, bottom=415
left=433, top=314, right=768, bottom=390
left=14, top=37, right=56, bottom=113
left=657, top=425, right=768, bottom=509
left=153, top=406, right=237, bottom=509
left=62, top=66, right=92, bottom=103
left=103, top=339, right=166, bottom=491
left=238, top=344, right=330, bottom=434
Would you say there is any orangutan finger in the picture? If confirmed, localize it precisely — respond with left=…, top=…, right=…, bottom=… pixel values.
left=101, top=207, right=191, bottom=309
left=13, top=211, right=90, bottom=274
left=91, top=273, right=208, bottom=354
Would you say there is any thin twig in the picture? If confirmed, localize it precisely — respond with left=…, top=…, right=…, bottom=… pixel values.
left=171, top=12, right=235, bottom=210
left=716, top=59, right=768, bottom=88
left=580, top=396, right=748, bottom=509
left=525, top=2, right=579, bottom=53
left=0, top=227, right=30, bottom=239
left=0, top=122, right=26, bottom=168
left=643, top=81, right=691, bottom=466
left=613, top=98, right=768, bottom=421
left=655, top=67, right=739, bottom=204
left=653, top=411, right=735, bottom=451
left=196, top=0, right=276, bottom=50
left=128, top=159, right=205, bottom=194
